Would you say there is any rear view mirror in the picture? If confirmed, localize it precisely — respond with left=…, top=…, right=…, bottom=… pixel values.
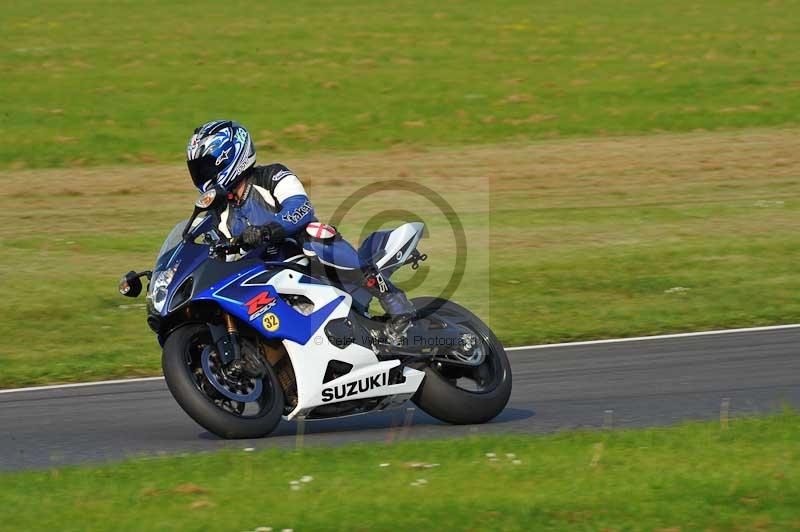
left=119, top=271, right=143, bottom=297
left=195, top=186, right=226, bottom=210
left=184, top=186, right=226, bottom=242
left=195, top=188, right=218, bottom=209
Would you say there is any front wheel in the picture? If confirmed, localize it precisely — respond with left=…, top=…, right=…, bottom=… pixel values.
left=162, top=323, right=284, bottom=439
left=410, top=297, right=512, bottom=424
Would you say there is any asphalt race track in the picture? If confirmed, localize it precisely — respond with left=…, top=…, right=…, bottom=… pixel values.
left=1, top=327, right=798, bottom=471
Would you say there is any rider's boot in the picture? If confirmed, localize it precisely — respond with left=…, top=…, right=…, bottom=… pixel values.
left=376, top=289, right=416, bottom=347
left=363, top=270, right=416, bottom=346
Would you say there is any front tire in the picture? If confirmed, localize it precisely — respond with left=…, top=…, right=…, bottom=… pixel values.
left=162, top=323, right=284, bottom=439
left=410, top=297, right=512, bottom=424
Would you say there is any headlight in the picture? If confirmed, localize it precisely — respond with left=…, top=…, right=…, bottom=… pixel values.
left=148, top=260, right=180, bottom=313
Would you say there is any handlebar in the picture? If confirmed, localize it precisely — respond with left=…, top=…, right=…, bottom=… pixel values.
left=210, top=241, right=243, bottom=259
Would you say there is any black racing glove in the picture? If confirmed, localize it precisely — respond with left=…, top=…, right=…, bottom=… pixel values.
left=241, top=222, right=286, bottom=248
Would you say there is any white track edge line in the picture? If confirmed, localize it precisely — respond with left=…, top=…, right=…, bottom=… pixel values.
left=0, top=376, right=166, bottom=395
left=2, top=323, right=798, bottom=394
left=504, top=323, right=800, bottom=351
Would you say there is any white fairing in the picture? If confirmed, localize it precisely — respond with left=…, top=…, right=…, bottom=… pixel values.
left=375, top=222, right=425, bottom=270
left=267, top=270, right=425, bottom=420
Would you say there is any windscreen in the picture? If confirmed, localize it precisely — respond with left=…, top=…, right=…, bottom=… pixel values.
left=155, top=214, right=219, bottom=265
left=156, top=219, right=189, bottom=265
left=155, top=213, right=219, bottom=270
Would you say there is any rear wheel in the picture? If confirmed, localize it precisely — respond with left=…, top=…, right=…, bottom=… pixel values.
left=410, top=297, right=512, bottom=424
left=162, top=323, right=284, bottom=439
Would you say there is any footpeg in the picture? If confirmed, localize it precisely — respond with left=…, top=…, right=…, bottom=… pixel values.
left=384, top=316, right=413, bottom=347
left=404, top=250, right=428, bottom=270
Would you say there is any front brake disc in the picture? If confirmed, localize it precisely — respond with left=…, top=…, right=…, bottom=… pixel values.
left=200, top=346, right=263, bottom=402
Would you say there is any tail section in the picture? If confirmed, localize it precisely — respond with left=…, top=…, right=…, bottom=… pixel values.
left=358, top=222, right=424, bottom=273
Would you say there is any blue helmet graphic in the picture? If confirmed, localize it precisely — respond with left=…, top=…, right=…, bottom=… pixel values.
left=187, top=120, right=256, bottom=192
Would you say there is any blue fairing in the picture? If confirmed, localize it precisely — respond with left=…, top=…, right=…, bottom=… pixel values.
left=151, top=213, right=344, bottom=346
left=154, top=241, right=208, bottom=314
left=150, top=213, right=377, bottom=347
left=193, top=264, right=344, bottom=344
left=153, top=216, right=280, bottom=319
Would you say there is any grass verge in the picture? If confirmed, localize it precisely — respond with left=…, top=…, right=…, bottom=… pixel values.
left=2, top=410, right=799, bottom=531
left=3, top=0, right=800, bottom=168
left=1, top=128, right=800, bottom=387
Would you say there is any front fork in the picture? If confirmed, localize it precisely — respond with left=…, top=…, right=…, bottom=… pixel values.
left=209, top=313, right=269, bottom=379
left=207, top=313, right=241, bottom=365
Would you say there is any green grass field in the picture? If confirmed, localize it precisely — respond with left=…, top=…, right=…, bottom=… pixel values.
left=3, top=411, right=799, bottom=530
left=2, top=0, right=800, bottom=168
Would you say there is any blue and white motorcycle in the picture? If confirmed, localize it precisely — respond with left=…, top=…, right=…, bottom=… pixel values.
left=119, top=187, right=512, bottom=438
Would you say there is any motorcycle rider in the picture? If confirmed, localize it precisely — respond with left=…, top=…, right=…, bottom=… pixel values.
left=186, top=120, right=415, bottom=342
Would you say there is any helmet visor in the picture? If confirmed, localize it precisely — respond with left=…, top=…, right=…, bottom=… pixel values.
left=187, top=154, right=218, bottom=191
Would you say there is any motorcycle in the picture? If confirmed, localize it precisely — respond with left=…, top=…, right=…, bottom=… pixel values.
left=118, top=187, right=512, bottom=438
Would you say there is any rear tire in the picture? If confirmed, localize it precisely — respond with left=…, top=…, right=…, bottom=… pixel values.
left=410, top=297, right=512, bottom=424
left=162, top=323, right=284, bottom=439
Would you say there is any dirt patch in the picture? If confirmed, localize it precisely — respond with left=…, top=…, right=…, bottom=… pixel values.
left=2, top=129, right=797, bottom=203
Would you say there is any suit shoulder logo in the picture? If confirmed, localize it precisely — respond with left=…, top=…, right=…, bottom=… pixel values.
left=272, top=169, right=294, bottom=182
